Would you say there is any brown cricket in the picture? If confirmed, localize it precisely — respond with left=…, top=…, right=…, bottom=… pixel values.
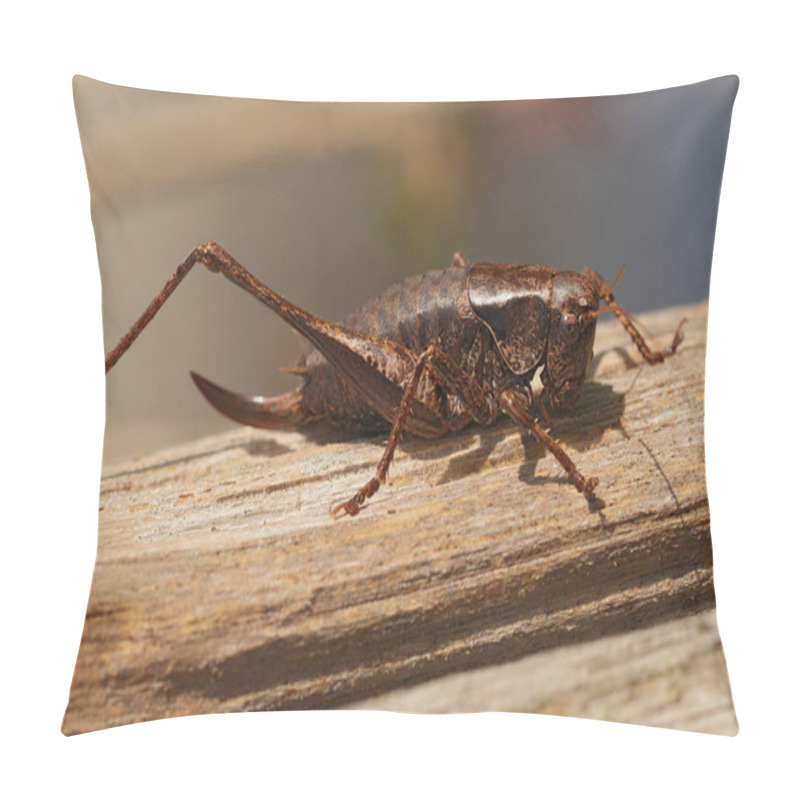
left=105, top=242, right=686, bottom=517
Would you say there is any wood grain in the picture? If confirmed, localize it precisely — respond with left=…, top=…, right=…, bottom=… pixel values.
left=63, top=301, right=737, bottom=735
left=348, top=610, right=736, bottom=735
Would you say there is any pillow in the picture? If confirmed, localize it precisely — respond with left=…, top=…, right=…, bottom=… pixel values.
left=64, top=75, right=738, bottom=735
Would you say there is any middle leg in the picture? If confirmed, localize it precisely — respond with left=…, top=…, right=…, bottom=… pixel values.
left=332, top=345, right=495, bottom=517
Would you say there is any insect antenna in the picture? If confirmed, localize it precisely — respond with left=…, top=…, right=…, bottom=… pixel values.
left=602, top=265, right=625, bottom=302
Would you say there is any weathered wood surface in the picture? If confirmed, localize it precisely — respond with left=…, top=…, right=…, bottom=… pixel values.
left=63, top=301, right=737, bottom=735
left=349, top=609, right=736, bottom=735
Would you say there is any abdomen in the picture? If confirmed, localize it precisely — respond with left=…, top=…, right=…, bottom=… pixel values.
left=298, top=266, right=489, bottom=432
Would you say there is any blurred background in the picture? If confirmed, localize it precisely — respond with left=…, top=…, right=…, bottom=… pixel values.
left=73, top=76, right=737, bottom=462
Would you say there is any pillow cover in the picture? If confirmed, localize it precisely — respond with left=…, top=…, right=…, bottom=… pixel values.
left=64, top=75, right=738, bottom=735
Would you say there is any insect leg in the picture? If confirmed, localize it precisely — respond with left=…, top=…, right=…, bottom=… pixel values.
left=105, top=245, right=205, bottom=372
left=582, top=268, right=687, bottom=365
left=105, top=241, right=348, bottom=372
left=104, top=242, right=411, bottom=418
left=607, top=301, right=686, bottom=364
left=332, top=345, right=496, bottom=517
left=499, top=387, right=598, bottom=496
left=105, top=241, right=294, bottom=373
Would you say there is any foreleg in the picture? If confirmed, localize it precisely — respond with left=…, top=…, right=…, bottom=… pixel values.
left=583, top=268, right=686, bottom=364
left=499, top=387, right=598, bottom=496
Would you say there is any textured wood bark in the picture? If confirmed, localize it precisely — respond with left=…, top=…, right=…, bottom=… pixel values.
left=63, top=300, right=736, bottom=735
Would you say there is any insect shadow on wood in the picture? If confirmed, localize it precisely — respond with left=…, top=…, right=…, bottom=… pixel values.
left=240, top=439, right=293, bottom=460
left=104, top=242, right=686, bottom=517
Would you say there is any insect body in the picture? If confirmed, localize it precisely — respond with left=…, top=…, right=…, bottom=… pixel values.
left=106, top=242, right=685, bottom=516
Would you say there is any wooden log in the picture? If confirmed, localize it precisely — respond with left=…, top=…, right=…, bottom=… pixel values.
left=63, top=300, right=737, bottom=735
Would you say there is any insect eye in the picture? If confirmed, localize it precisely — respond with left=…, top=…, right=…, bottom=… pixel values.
left=577, top=297, right=596, bottom=320
left=562, top=312, right=578, bottom=328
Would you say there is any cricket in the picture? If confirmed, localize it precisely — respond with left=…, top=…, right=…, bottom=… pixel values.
left=105, top=241, right=686, bottom=517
